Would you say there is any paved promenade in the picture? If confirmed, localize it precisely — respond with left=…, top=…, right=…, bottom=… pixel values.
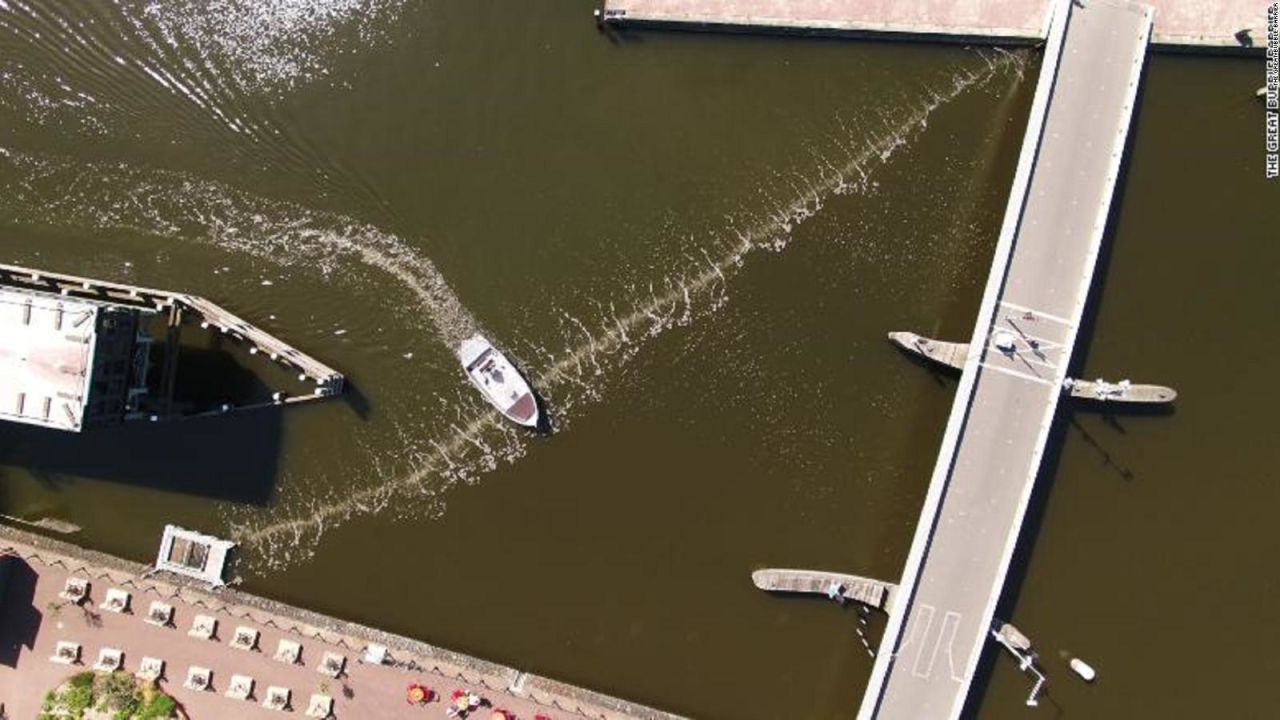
left=601, top=0, right=1269, bottom=47
left=0, top=531, right=681, bottom=720
left=857, top=1, right=1153, bottom=718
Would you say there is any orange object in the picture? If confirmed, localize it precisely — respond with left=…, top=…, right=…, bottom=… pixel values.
left=491, top=712, right=508, bottom=720
left=406, top=684, right=427, bottom=704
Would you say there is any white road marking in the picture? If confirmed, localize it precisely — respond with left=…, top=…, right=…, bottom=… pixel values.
left=939, top=611, right=964, bottom=682
left=979, top=362, right=1057, bottom=386
left=919, top=610, right=964, bottom=683
left=994, top=322, right=1067, bottom=352
left=909, top=604, right=938, bottom=679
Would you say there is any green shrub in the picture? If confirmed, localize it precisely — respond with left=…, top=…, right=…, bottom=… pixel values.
left=137, top=692, right=177, bottom=720
left=110, top=694, right=141, bottom=720
left=68, top=672, right=94, bottom=691
left=98, top=671, right=136, bottom=707
left=62, top=682, right=93, bottom=714
left=38, top=670, right=177, bottom=720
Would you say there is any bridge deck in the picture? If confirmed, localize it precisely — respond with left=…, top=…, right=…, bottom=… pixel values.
left=859, top=1, right=1153, bottom=718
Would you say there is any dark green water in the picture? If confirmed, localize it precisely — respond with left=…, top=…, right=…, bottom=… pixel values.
left=0, top=2, right=1274, bottom=718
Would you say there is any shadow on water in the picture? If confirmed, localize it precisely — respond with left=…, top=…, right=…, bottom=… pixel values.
left=596, top=17, right=645, bottom=46
left=1067, top=399, right=1175, bottom=476
left=170, top=338, right=273, bottom=411
left=532, top=392, right=554, bottom=435
left=961, top=48, right=1153, bottom=719
left=0, top=557, right=40, bottom=668
left=339, top=378, right=372, bottom=422
left=889, top=341, right=961, bottom=389
left=0, top=344, right=290, bottom=507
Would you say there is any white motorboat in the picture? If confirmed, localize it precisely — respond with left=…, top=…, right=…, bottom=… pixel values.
left=457, top=334, right=540, bottom=428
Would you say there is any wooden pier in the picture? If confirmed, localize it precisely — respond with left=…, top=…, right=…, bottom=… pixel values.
left=888, top=331, right=1177, bottom=404
left=887, top=331, right=969, bottom=372
left=751, top=568, right=898, bottom=612
left=182, top=295, right=343, bottom=396
left=1065, top=377, right=1176, bottom=403
left=0, top=263, right=343, bottom=428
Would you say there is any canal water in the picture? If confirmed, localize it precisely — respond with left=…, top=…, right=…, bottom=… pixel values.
left=0, top=2, right=1273, bottom=718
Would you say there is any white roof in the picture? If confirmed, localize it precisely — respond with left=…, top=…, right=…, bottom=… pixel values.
left=155, top=524, right=235, bottom=586
left=0, top=288, right=97, bottom=431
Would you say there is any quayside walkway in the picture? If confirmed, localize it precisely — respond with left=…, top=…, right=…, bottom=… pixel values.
left=857, top=0, right=1153, bottom=718
left=0, top=529, right=681, bottom=720
left=600, top=0, right=1265, bottom=48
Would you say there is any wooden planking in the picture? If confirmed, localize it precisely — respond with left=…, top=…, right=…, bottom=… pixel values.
left=888, top=331, right=968, bottom=371
left=0, top=263, right=343, bottom=398
left=1066, top=378, right=1176, bottom=403
left=181, top=294, right=343, bottom=394
left=889, top=331, right=1176, bottom=404
left=751, top=568, right=897, bottom=611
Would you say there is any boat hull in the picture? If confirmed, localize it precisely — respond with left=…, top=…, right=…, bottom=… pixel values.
left=457, top=335, right=540, bottom=428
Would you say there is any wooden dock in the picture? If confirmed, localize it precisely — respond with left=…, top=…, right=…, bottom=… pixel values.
left=887, top=331, right=968, bottom=371
left=0, top=263, right=343, bottom=422
left=751, top=568, right=897, bottom=612
left=182, top=294, right=343, bottom=396
left=888, top=331, right=1177, bottom=404
left=1064, top=377, right=1176, bottom=403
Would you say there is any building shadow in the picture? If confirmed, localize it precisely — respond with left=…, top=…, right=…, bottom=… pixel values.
left=0, top=556, right=41, bottom=668
left=0, top=343, right=292, bottom=506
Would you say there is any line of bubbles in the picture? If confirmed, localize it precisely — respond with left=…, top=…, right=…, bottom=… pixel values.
left=229, top=50, right=1027, bottom=569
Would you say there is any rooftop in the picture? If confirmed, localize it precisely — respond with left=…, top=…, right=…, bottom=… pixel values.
left=0, top=288, right=99, bottom=432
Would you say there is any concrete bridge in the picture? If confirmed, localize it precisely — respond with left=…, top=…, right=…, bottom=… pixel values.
left=605, top=0, right=1159, bottom=713
left=857, top=0, right=1154, bottom=717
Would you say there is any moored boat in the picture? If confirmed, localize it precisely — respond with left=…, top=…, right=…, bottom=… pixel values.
left=457, top=334, right=540, bottom=428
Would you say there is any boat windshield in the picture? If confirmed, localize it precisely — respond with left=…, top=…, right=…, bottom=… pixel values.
left=464, top=347, right=493, bottom=372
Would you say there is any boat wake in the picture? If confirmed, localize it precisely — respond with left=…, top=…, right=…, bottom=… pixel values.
left=0, top=148, right=481, bottom=349
left=229, top=50, right=1027, bottom=568
left=0, top=0, right=403, bottom=207
left=138, top=0, right=407, bottom=95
